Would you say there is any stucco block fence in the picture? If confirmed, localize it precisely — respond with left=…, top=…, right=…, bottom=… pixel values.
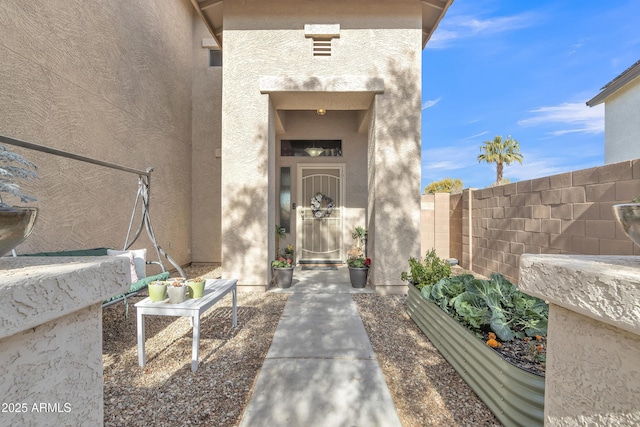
left=519, top=255, right=640, bottom=425
left=421, top=158, right=640, bottom=283
left=0, top=256, right=129, bottom=427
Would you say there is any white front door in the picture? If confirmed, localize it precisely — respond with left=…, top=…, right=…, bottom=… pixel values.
left=296, top=164, right=344, bottom=263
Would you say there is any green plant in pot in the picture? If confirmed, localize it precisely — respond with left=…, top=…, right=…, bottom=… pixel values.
left=347, top=256, right=370, bottom=288
left=148, top=281, right=168, bottom=302
left=283, top=244, right=294, bottom=261
left=0, top=145, right=40, bottom=257
left=347, top=226, right=367, bottom=258
left=167, top=279, right=188, bottom=304
left=613, top=195, right=640, bottom=248
left=271, top=256, right=294, bottom=289
left=186, top=277, right=206, bottom=299
left=275, top=225, right=286, bottom=258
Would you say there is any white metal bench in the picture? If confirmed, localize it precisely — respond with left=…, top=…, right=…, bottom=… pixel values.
left=135, top=278, right=238, bottom=372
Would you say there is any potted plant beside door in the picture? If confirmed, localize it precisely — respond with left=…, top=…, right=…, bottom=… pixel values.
left=0, top=144, right=40, bottom=257
left=347, top=256, right=370, bottom=288
left=271, top=256, right=294, bottom=289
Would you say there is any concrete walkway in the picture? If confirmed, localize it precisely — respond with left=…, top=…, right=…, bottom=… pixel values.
left=239, top=266, right=402, bottom=427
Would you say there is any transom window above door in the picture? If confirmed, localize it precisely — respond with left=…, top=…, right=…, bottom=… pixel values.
left=281, top=140, right=342, bottom=157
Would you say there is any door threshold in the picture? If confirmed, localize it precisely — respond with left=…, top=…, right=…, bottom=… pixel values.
left=298, top=260, right=343, bottom=265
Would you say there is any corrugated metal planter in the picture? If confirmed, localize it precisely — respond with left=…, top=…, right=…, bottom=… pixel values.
left=407, top=284, right=544, bottom=427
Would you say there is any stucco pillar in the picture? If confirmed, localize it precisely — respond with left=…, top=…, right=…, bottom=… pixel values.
left=0, top=256, right=129, bottom=426
left=369, top=54, right=422, bottom=294
left=519, top=254, right=640, bottom=425
left=221, top=75, right=272, bottom=290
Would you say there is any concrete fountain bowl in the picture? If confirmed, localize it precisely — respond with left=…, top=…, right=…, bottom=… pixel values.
left=0, top=206, right=38, bottom=257
left=613, top=204, right=640, bottom=248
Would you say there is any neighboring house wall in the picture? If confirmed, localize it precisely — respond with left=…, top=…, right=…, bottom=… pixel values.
left=1, top=1, right=200, bottom=268
left=420, top=193, right=450, bottom=259
left=221, top=0, right=423, bottom=293
left=446, top=160, right=640, bottom=283
left=604, top=78, right=640, bottom=164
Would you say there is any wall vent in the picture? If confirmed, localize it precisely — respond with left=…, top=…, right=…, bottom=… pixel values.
left=304, top=24, right=340, bottom=58
left=312, top=39, right=332, bottom=57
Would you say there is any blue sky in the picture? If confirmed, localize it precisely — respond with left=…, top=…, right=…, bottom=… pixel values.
left=421, top=0, right=640, bottom=191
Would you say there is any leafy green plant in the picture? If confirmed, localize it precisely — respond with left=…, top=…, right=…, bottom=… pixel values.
left=420, top=273, right=548, bottom=342
left=400, top=249, right=451, bottom=290
left=271, top=256, right=293, bottom=268
left=351, top=226, right=367, bottom=252
left=424, top=177, right=463, bottom=194
left=347, top=256, right=371, bottom=268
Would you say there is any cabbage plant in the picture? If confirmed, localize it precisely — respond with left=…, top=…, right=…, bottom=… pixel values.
left=421, top=273, right=548, bottom=341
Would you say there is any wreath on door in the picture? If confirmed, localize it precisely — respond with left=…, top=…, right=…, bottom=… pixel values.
left=310, top=192, right=334, bottom=218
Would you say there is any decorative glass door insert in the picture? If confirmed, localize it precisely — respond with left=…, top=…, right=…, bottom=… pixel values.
left=297, top=165, right=344, bottom=262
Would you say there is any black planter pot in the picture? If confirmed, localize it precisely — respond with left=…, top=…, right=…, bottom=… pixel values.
left=0, top=206, right=38, bottom=257
left=407, top=284, right=544, bottom=427
left=348, top=267, right=368, bottom=288
left=273, top=267, right=294, bottom=289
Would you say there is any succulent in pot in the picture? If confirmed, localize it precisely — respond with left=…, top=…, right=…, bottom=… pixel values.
left=148, top=281, right=168, bottom=302
left=0, top=145, right=40, bottom=257
left=167, top=279, right=188, bottom=304
left=186, top=277, right=206, bottom=299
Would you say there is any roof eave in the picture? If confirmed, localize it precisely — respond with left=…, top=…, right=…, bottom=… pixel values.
left=422, top=0, right=454, bottom=49
left=586, top=59, right=640, bottom=107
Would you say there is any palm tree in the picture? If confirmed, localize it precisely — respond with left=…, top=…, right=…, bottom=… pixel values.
left=477, top=135, right=523, bottom=186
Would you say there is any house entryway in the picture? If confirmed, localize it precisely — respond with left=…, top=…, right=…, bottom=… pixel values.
left=296, top=164, right=344, bottom=264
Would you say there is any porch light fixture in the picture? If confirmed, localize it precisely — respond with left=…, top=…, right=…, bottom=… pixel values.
left=305, top=147, right=324, bottom=157
left=316, top=108, right=326, bottom=115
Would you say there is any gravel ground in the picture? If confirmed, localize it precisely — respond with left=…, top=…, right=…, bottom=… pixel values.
left=103, top=264, right=501, bottom=426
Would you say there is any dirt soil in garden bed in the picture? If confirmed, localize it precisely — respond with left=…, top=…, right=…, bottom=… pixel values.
left=449, top=266, right=547, bottom=377
left=481, top=331, right=546, bottom=376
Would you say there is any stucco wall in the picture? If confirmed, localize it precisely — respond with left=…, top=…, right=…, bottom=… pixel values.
left=449, top=159, right=640, bottom=283
left=191, top=22, right=223, bottom=263
left=449, top=193, right=463, bottom=262
left=604, top=77, right=640, bottom=164
left=420, top=193, right=451, bottom=259
left=0, top=1, right=195, bottom=268
left=0, top=256, right=129, bottom=426
left=221, top=0, right=423, bottom=291
left=519, top=255, right=640, bottom=425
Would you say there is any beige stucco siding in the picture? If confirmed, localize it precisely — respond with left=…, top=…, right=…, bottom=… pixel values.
left=604, top=77, right=640, bottom=164
left=191, top=21, right=223, bottom=263
left=1, top=1, right=196, bottom=267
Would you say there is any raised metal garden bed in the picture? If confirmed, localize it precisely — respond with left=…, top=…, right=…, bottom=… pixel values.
left=407, top=284, right=544, bottom=427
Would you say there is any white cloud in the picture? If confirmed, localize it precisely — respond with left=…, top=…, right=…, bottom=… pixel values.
left=422, top=144, right=479, bottom=173
left=427, top=13, right=538, bottom=49
left=569, top=40, right=585, bottom=55
left=518, top=102, right=604, bottom=135
left=422, top=97, right=442, bottom=110
left=463, top=131, right=488, bottom=140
